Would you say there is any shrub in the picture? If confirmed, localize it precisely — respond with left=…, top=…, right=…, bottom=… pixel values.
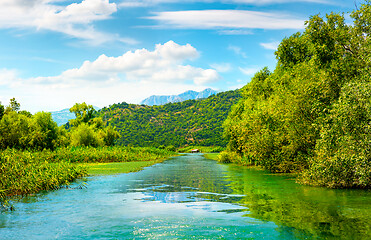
left=218, top=151, right=241, bottom=163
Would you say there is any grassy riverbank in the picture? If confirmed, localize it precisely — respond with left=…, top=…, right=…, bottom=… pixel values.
left=177, top=146, right=224, bottom=153
left=203, top=153, right=219, bottom=161
left=0, top=146, right=175, bottom=208
left=82, top=160, right=165, bottom=175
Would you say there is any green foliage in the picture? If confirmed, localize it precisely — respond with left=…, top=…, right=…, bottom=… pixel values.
left=69, top=102, right=96, bottom=126
left=218, top=151, right=241, bottom=163
left=0, top=146, right=175, bottom=207
left=29, top=112, right=60, bottom=150
left=224, top=2, right=371, bottom=188
left=301, top=82, right=371, bottom=188
left=0, top=109, right=63, bottom=150
left=24, top=146, right=175, bottom=164
left=99, top=90, right=241, bottom=148
left=0, top=100, right=119, bottom=150
left=70, top=123, right=104, bottom=147
left=0, top=149, right=87, bottom=205
left=165, top=145, right=176, bottom=152
left=4, top=98, right=20, bottom=114
left=0, top=102, right=4, bottom=120
left=85, top=161, right=162, bottom=176
left=0, top=111, right=31, bottom=149
left=67, top=103, right=120, bottom=147
left=176, top=145, right=224, bottom=153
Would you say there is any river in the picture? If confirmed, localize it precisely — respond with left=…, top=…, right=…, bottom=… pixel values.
left=1, top=153, right=370, bottom=239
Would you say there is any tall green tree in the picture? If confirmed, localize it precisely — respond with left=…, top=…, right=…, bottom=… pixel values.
left=301, top=82, right=371, bottom=188
left=4, top=98, right=20, bottom=114
left=0, top=102, right=4, bottom=120
left=68, top=103, right=120, bottom=147
left=69, top=102, right=96, bottom=126
left=224, top=1, right=371, bottom=187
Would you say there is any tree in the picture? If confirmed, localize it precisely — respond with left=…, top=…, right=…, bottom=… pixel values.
left=29, top=112, right=60, bottom=150
left=223, top=1, right=371, bottom=185
left=70, top=123, right=103, bottom=147
left=301, top=82, right=371, bottom=188
left=4, top=98, right=21, bottom=114
left=69, top=102, right=96, bottom=126
left=0, top=102, right=4, bottom=120
left=0, top=111, right=31, bottom=149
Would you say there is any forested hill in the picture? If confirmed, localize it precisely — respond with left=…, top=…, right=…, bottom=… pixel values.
left=98, top=90, right=241, bottom=147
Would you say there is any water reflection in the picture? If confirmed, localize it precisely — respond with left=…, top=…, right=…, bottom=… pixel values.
left=223, top=164, right=371, bottom=239
left=0, top=153, right=370, bottom=239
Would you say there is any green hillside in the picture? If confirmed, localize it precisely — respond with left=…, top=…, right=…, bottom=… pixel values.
left=99, top=90, right=241, bottom=148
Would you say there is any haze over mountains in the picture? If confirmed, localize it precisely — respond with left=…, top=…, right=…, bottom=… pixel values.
left=140, top=88, right=217, bottom=106
left=51, top=106, right=101, bottom=126
left=50, top=89, right=216, bottom=125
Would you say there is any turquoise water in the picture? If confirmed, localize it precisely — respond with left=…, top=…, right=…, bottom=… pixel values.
left=0, top=154, right=370, bottom=239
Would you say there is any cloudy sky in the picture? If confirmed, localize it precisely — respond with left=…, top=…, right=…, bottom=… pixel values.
left=0, top=0, right=356, bottom=112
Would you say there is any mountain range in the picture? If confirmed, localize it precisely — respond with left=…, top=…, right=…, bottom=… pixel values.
left=140, top=88, right=217, bottom=106
left=51, top=106, right=100, bottom=126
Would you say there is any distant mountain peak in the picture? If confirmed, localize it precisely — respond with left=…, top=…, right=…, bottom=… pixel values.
left=140, top=88, right=218, bottom=106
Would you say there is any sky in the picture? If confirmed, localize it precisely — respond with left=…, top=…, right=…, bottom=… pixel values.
left=0, top=0, right=358, bottom=113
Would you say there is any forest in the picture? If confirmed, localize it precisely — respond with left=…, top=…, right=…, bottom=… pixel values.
left=223, top=2, right=370, bottom=188
left=98, top=90, right=241, bottom=148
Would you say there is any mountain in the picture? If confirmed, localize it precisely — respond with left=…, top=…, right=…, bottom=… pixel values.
left=50, top=108, right=76, bottom=126
left=99, top=89, right=241, bottom=147
left=140, top=88, right=217, bottom=106
left=51, top=106, right=101, bottom=126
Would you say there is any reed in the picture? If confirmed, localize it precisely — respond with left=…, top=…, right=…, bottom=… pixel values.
left=0, top=146, right=175, bottom=207
left=0, top=149, right=87, bottom=208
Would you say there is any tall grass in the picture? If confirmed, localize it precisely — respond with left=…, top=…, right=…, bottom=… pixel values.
left=31, top=146, right=175, bottom=163
left=0, top=149, right=87, bottom=208
left=1, top=146, right=175, bottom=208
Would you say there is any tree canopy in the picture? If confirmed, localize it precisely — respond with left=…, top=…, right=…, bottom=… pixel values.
left=0, top=100, right=119, bottom=150
left=223, top=1, right=371, bottom=188
left=98, top=90, right=241, bottom=148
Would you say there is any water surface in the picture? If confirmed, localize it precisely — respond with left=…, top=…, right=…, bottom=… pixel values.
left=1, top=154, right=370, bottom=239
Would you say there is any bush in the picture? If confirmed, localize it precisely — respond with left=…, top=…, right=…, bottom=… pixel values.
left=218, top=151, right=241, bottom=163
left=165, top=145, right=176, bottom=152
left=70, top=123, right=104, bottom=147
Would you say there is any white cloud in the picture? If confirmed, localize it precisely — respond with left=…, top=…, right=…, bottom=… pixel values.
left=210, top=63, right=232, bottom=73
left=40, top=40, right=214, bottom=84
left=0, top=69, right=19, bottom=86
left=0, top=0, right=136, bottom=45
left=239, top=66, right=260, bottom=75
left=1, top=41, right=220, bottom=112
left=260, top=41, right=280, bottom=50
left=228, top=45, right=247, bottom=58
left=119, top=0, right=332, bottom=8
left=147, top=10, right=305, bottom=30
left=218, top=29, right=253, bottom=35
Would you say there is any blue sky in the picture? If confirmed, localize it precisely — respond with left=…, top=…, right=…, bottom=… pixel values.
left=0, top=0, right=357, bottom=112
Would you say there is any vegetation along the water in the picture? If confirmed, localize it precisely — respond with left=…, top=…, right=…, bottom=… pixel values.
left=223, top=2, right=371, bottom=188
left=98, top=89, right=241, bottom=148
left=1, top=1, right=370, bottom=210
left=0, top=99, right=175, bottom=208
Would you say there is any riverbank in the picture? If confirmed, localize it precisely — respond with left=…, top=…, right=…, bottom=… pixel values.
left=81, top=160, right=166, bottom=175
left=203, top=153, right=219, bottom=161
left=0, top=147, right=175, bottom=208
